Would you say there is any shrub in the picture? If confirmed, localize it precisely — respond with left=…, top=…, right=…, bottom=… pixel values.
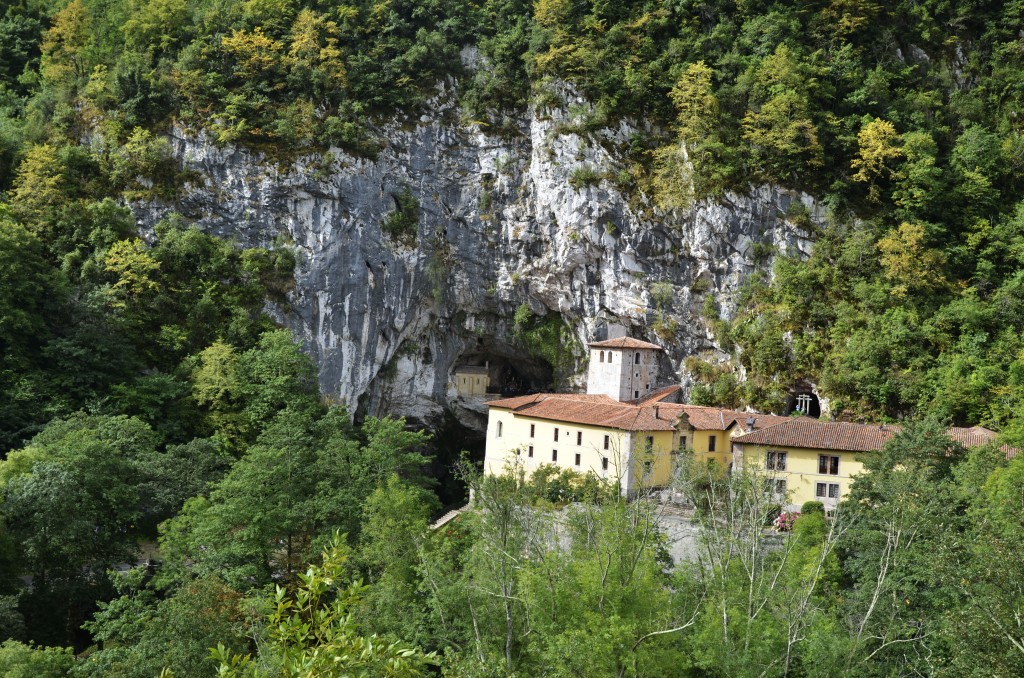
left=801, top=500, right=826, bottom=515
left=381, top=187, right=419, bottom=246
left=568, top=165, right=600, bottom=189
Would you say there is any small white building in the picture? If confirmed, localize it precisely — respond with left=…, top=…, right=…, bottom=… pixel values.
left=585, top=337, right=663, bottom=402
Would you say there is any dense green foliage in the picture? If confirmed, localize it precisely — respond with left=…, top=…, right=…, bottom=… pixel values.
left=0, top=0, right=1023, bottom=673
left=3, top=0, right=1024, bottom=430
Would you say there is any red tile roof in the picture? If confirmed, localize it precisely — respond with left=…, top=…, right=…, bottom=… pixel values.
left=588, top=337, right=664, bottom=350
left=733, top=419, right=1016, bottom=456
left=679, top=405, right=790, bottom=432
left=487, top=393, right=679, bottom=431
left=488, top=392, right=1017, bottom=457
left=486, top=392, right=784, bottom=433
left=633, top=385, right=683, bottom=405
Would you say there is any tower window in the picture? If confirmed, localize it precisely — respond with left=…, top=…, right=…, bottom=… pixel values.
left=574, top=453, right=581, bottom=466
left=608, top=353, right=613, bottom=363
left=603, top=435, right=610, bottom=450
left=552, top=449, right=558, bottom=462
left=634, top=352, right=640, bottom=364
left=497, top=421, right=503, bottom=438
left=554, top=428, right=558, bottom=442
left=600, top=350, right=605, bottom=363
left=530, top=424, right=535, bottom=437
left=602, top=457, right=609, bottom=470
left=528, top=445, right=534, bottom=458
left=577, top=431, right=582, bottom=445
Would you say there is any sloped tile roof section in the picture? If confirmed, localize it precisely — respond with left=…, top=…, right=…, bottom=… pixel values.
left=948, top=426, right=1018, bottom=459
left=733, top=419, right=1017, bottom=457
left=732, top=419, right=896, bottom=451
left=485, top=393, right=792, bottom=434
left=679, top=405, right=789, bottom=431
left=633, top=385, right=684, bottom=405
left=487, top=393, right=679, bottom=431
left=588, top=337, right=664, bottom=350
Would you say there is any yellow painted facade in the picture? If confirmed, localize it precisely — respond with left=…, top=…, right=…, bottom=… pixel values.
left=683, top=428, right=733, bottom=468
left=454, top=370, right=489, bottom=396
left=733, top=443, right=867, bottom=508
left=485, top=409, right=677, bottom=494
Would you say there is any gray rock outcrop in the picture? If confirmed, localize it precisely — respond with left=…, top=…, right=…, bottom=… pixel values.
left=136, top=87, right=817, bottom=429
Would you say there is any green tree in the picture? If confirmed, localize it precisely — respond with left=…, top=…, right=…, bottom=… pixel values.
left=0, top=640, right=74, bottom=678
left=211, top=534, right=437, bottom=677
left=1, top=414, right=158, bottom=645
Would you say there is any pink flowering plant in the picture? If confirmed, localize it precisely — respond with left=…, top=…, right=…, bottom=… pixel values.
left=773, top=510, right=800, bottom=532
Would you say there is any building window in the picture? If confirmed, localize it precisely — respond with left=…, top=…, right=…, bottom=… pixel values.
left=818, top=455, right=839, bottom=475
left=574, top=453, right=581, bottom=466
left=768, top=478, right=787, bottom=495
left=577, top=431, right=582, bottom=445
left=497, top=421, right=502, bottom=438
left=815, top=482, right=840, bottom=499
left=528, top=445, right=534, bottom=458
left=602, top=457, right=609, bottom=471
left=634, top=352, right=640, bottom=365
left=643, top=460, right=652, bottom=477
left=708, top=435, right=717, bottom=452
left=766, top=450, right=787, bottom=471
left=608, top=353, right=613, bottom=363
left=634, top=390, right=639, bottom=399
left=679, top=435, right=687, bottom=450
left=645, top=435, right=654, bottom=449
left=600, top=350, right=605, bottom=363
left=603, top=435, right=610, bottom=450
left=554, top=428, right=559, bottom=442
left=530, top=424, right=535, bottom=437
left=552, top=449, right=558, bottom=462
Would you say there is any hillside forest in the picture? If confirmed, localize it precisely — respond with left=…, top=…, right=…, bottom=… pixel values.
left=0, top=0, right=1023, bottom=675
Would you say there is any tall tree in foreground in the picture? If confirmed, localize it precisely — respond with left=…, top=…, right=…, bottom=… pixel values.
left=211, top=534, right=437, bottom=677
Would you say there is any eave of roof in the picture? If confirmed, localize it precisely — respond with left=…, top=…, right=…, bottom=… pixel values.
left=588, top=337, right=664, bottom=351
left=733, top=419, right=1016, bottom=456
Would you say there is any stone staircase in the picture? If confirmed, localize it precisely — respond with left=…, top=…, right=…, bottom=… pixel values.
left=429, top=504, right=468, bottom=530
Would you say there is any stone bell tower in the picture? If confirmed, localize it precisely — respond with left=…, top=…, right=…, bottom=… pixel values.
left=585, top=337, right=663, bottom=402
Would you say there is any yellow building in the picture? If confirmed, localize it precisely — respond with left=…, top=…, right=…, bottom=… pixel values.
left=732, top=419, right=1007, bottom=510
left=483, top=334, right=1012, bottom=507
left=485, top=392, right=681, bottom=495
left=483, top=381, right=789, bottom=495
left=672, top=404, right=788, bottom=469
left=454, top=365, right=490, bottom=396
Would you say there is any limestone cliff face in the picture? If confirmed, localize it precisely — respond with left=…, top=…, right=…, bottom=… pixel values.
left=136, top=88, right=816, bottom=428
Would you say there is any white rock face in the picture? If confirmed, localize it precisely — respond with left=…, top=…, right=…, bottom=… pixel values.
left=134, top=89, right=817, bottom=427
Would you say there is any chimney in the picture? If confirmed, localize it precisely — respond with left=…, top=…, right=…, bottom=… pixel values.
left=746, top=417, right=756, bottom=432
left=654, top=405, right=660, bottom=420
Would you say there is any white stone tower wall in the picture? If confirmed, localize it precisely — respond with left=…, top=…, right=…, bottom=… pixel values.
left=586, top=348, right=623, bottom=399
left=587, top=347, right=660, bottom=401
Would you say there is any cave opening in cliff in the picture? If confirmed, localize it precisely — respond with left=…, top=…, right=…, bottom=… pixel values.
left=457, top=350, right=553, bottom=396
left=785, top=391, right=821, bottom=418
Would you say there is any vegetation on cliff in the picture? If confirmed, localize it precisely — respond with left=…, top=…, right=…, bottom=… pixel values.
left=0, top=0, right=1023, bottom=674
